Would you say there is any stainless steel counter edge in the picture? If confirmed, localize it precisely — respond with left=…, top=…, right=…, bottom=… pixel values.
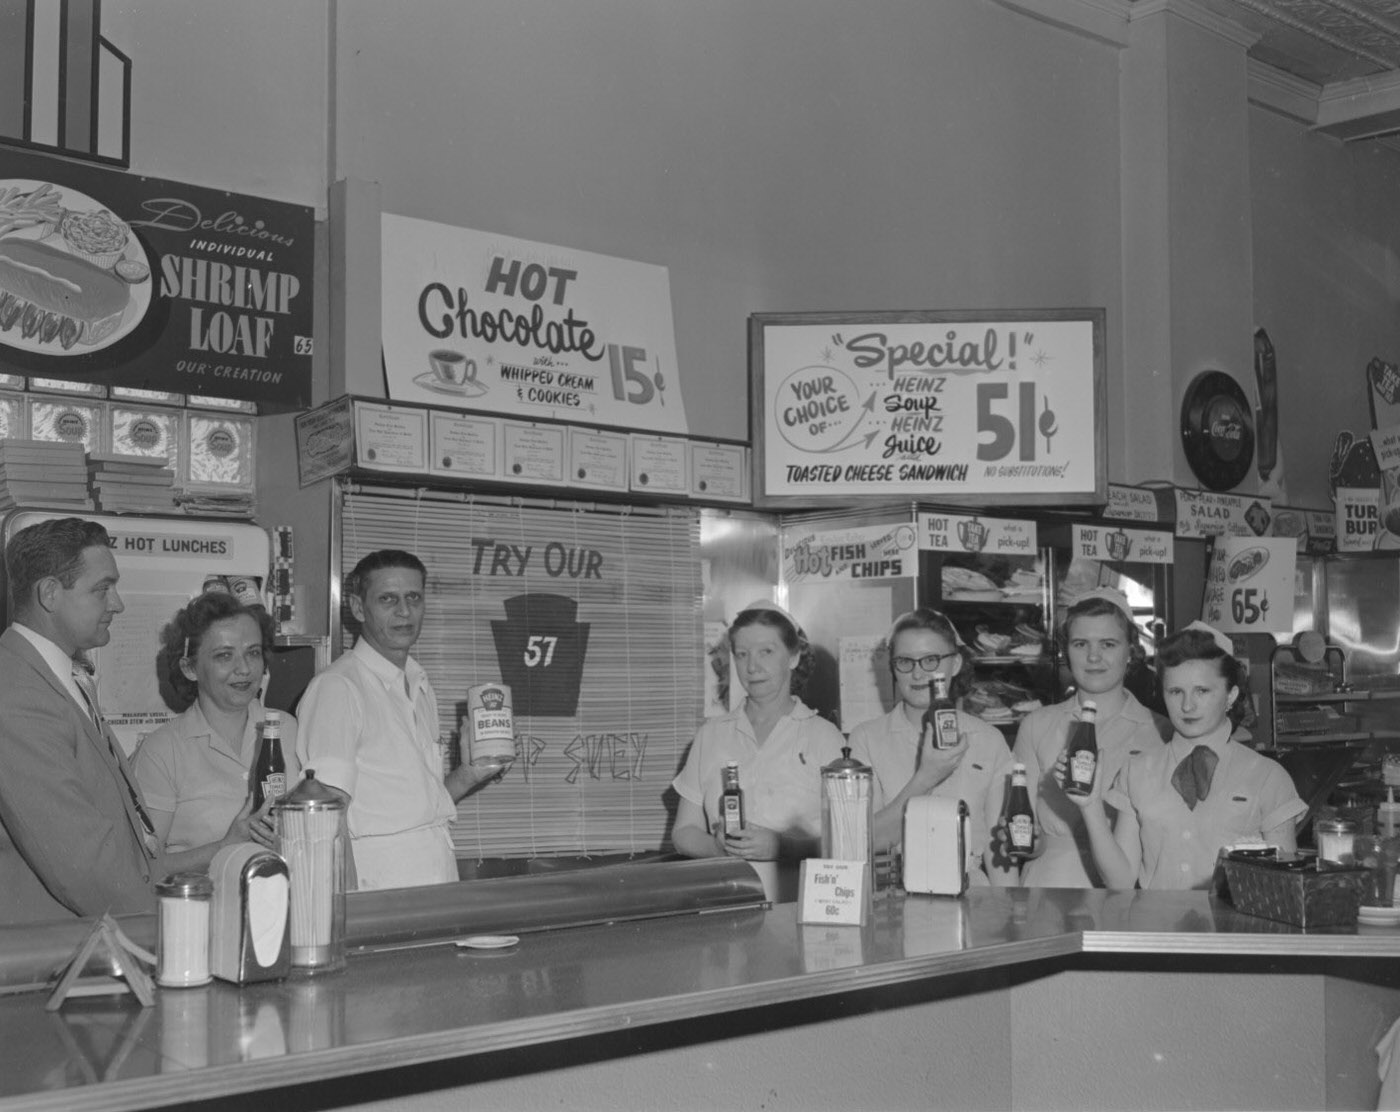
left=4, top=887, right=1400, bottom=1112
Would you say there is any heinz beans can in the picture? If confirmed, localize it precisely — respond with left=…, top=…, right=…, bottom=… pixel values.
left=465, top=682, right=516, bottom=765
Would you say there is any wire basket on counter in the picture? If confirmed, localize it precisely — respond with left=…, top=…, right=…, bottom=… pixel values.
left=1222, top=852, right=1369, bottom=928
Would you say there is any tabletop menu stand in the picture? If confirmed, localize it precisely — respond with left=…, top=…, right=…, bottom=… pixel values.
left=45, top=914, right=156, bottom=1011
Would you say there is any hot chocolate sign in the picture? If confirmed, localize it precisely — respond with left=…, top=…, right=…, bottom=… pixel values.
left=750, top=310, right=1105, bottom=508
left=382, top=215, right=688, bottom=436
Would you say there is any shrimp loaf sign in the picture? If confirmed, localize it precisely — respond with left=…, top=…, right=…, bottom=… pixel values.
left=0, top=149, right=314, bottom=410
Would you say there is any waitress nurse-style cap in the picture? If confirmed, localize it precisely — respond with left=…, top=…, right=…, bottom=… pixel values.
left=1071, top=586, right=1134, bottom=623
left=1183, top=619, right=1235, bottom=655
left=739, top=598, right=803, bottom=635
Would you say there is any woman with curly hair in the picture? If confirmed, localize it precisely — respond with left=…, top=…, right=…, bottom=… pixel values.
left=672, top=600, right=846, bottom=868
left=848, top=608, right=1016, bottom=883
left=133, top=590, right=298, bottom=871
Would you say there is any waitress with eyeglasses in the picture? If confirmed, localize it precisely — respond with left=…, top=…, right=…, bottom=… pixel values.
left=848, top=607, right=1017, bottom=885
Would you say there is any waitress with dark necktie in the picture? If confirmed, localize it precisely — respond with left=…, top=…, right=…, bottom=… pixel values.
left=1058, top=621, right=1305, bottom=890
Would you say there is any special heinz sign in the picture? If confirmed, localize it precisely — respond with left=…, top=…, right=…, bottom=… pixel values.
left=750, top=309, right=1105, bottom=508
left=0, top=149, right=313, bottom=410
left=381, top=214, right=689, bottom=436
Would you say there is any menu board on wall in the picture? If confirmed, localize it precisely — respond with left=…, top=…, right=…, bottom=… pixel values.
left=381, top=214, right=688, bottom=436
left=750, top=309, right=1105, bottom=508
left=0, top=149, right=314, bottom=410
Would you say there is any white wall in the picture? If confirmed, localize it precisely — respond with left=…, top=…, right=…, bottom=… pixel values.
left=333, top=0, right=1125, bottom=446
left=1250, top=105, right=1400, bottom=508
left=102, top=0, right=328, bottom=209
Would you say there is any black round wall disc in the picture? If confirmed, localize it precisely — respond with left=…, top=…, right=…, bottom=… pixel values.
left=1180, top=369, right=1255, bottom=491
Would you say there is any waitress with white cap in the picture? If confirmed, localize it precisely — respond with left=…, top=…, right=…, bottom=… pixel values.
left=672, top=599, right=847, bottom=870
left=1011, top=587, right=1167, bottom=886
left=1061, top=621, right=1305, bottom=889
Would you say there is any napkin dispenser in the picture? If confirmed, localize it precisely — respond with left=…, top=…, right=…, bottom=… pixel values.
left=902, top=796, right=969, bottom=897
left=209, top=843, right=291, bottom=983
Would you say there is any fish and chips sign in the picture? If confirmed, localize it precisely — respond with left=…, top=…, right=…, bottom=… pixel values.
left=783, top=522, right=919, bottom=584
left=750, top=309, right=1105, bottom=508
left=381, top=215, right=688, bottom=436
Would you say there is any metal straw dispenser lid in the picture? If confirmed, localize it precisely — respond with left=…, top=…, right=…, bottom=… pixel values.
left=274, top=768, right=345, bottom=813
left=822, top=747, right=872, bottom=783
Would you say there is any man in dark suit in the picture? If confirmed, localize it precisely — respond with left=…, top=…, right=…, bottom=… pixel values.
left=0, top=516, right=160, bottom=923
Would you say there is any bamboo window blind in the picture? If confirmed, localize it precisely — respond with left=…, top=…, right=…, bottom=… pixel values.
left=340, top=489, right=703, bottom=858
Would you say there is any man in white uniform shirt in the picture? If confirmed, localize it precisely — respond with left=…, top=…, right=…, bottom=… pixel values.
left=297, top=550, right=509, bottom=889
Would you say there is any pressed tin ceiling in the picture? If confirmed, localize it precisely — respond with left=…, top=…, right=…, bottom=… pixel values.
left=1164, top=0, right=1400, bottom=138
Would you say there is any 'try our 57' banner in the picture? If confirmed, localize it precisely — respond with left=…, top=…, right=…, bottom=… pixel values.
left=750, top=309, right=1105, bottom=508
left=381, top=214, right=688, bottom=436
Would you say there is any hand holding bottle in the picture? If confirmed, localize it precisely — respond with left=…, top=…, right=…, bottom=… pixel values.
left=989, top=813, right=1046, bottom=866
left=1053, top=748, right=1102, bottom=808
left=719, top=822, right=781, bottom=861
left=216, top=793, right=266, bottom=851
left=247, top=796, right=279, bottom=850
left=908, top=716, right=968, bottom=795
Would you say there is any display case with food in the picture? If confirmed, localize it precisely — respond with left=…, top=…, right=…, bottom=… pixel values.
left=926, top=552, right=1056, bottom=731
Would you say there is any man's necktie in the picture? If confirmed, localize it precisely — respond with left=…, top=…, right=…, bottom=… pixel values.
left=72, top=657, right=157, bottom=842
left=1171, top=745, right=1219, bottom=811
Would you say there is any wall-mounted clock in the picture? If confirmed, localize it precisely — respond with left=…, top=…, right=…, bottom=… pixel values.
left=1180, top=370, right=1254, bottom=491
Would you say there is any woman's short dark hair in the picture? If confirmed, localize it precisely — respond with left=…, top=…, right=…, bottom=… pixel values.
left=159, top=590, right=276, bottom=712
left=1157, top=627, right=1246, bottom=725
left=888, top=608, right=974, bottom=700
left=729, top=605, right=814, bottom=695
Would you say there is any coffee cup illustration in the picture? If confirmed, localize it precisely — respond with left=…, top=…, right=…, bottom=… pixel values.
left=428, top=349, right=477, bottom=386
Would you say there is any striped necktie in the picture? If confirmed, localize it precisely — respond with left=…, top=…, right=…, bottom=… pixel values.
left=72, top=657, right=157, bottom=843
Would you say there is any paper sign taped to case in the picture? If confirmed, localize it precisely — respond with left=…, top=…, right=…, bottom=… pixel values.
left=903, top=796, right=970, bottom=897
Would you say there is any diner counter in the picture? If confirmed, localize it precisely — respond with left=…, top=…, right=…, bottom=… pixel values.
left=3, top=881, right=1400, bottom=1111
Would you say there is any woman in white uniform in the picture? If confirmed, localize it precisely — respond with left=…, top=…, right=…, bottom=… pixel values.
left=1011, top=588, right=1167, bottom=886
left=848, top=608, right=1016, bottom=885
left=1061, top=622, right=1304, bottom=890
left=134, top=591, right=294, bottom=871
left=672, top=600, right=846, bottom=868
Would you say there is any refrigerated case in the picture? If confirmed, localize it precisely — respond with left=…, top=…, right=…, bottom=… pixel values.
left=921, top=539, right=1054, bottom=735
left=1264, top=552, right=1400, bottom=827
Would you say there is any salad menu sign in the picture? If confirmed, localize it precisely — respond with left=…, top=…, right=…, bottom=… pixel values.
left=0, top=149, right=314, bottom=410
left=381, top=215, right=688, bottom=436
left=750, top=309, right=1105, bottom=508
